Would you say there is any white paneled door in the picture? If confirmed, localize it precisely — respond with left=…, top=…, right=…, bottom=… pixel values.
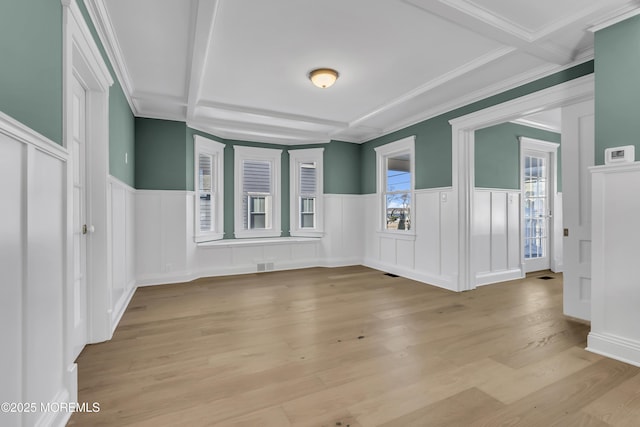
left=71, top=76, right=88, bottom=360
left=522, top=149, right=551, bottom=272
left=562, top=100, right=594, bottom=321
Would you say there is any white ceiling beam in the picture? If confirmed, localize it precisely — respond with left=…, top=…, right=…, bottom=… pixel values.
left=403, top=0, right=575, bottom=64
left=197, top=100, right=349, bottom=129
left=185, top=0, right=219, bottom=122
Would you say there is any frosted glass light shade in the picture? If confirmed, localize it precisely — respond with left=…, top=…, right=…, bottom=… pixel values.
left=309, top=68, right=339, bottom=89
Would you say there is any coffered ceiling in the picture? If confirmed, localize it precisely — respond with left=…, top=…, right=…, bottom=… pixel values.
left=84, top=0, right=640, bottom=144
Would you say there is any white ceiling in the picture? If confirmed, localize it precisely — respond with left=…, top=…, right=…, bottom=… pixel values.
left=513, top=108, right=562, bottom=133
left=85, top=0, right=640, bottom=145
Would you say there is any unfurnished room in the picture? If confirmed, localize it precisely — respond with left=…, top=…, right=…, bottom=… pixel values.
left=2, top=1, right=640, bottom=426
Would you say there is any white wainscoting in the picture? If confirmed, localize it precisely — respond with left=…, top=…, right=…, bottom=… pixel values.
left=321, top=194, right=365, bottom=267
left=552, top=192, right=564, bottom=272
left=473, top=189, right=523, bottom=286
left=588, top=164, right=640, bottom=367
left=363, top=188, right=457, bottom=291
left=136, top=192, right=364, bottom=286
left=109, top=177, right=136, bottom=331
left=136, top=190, right=191, bottom=285
left=0, top=113, right=74, bottom=427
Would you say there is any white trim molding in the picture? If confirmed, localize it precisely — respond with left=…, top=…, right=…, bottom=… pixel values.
left=82, top=0, right=136, bottom=112
left=289, top=147, right=325, bottom=238
left=375, top=135, right=416, bottom=237
left=450, top=74, right=594, bottom=292
left=233, top=145, right=283, bottom=239
left=194, top=135, right=225, bottom=242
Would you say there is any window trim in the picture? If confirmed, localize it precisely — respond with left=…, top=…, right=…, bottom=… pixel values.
left=234, top=145, right=282, bottom=239
left=289, top=148, right=324, bottom=238
left=194, top=135, right=225, bottom=242
left=375, top=136, right=416, bottom=235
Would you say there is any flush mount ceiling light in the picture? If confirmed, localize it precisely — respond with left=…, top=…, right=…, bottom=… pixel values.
left=309, top=68, right=339, bottom=89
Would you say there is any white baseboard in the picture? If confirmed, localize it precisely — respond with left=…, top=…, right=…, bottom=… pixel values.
left=38, top=386, right=73, bottom=427
left=587, top=332, right=640, bottom=368
left=321, top=257, right=363, bottom=268
left=551, top=259, right=563, bottom=273
left=363, top=258, right=456, bottom=292
left=111, top=282, right=137, bottom=334
left=476, top=268, right=524, bottom=286
left=136, top=257, right=363, bottom=287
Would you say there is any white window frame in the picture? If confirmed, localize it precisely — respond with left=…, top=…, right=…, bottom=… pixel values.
left=194, top=135, right=225, bottom=242
left=375, top=136, right=416, bottom=236
left=289, top=148, right=324, bottom=237
left=234, top=145, right=282, bottom=239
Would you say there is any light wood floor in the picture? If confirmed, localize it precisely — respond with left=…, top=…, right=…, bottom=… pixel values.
left=69, top=266, right=640, bottom=426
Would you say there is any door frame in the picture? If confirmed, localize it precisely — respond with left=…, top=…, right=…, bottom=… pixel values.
left=520, top=138, right=560, bottom=273
left=450, top=74, right=594, bottom=292
left=62, top=0, right=113, bottom=372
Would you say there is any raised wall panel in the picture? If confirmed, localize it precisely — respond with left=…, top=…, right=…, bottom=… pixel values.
left=111, top=183, right=126, bottom=305
left=440, top=190, right=457, bottom=280
left=589, top=164, right=640, bottom=367
left=363, top=189, right=456, bottom=291
left=110, top=177, right=136, bottom=328
left=380, top=237, right=397, bottom=265
left=473, top=191, right=492, bottom=274
left=474, top=189, right=523, bottom=286
left=490, top=192, right=508, bottom=271
left=415, top=191, right=441, bottom=274
left=507, top=192, right=521, bottom=270
left=0, top=134, right=25, bottom=424
left=396, top=239, right=415, bottom=269
left=362, top=195, right=379, bottom=261
left=25, top=148, right=65, bottom=427
left=136, top=192, right=163, bottom=276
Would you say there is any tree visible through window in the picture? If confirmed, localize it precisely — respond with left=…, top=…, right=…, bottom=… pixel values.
left=375, top=136, right=415, bottom=233
left=385, top=154, right=411, bottom=230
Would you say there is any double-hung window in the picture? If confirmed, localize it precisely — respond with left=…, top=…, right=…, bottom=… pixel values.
left=234, top=146, right=282, bottom=238
left=375, top=136, right=415, bottom=233
left=289, top=148, right=324, bottom=237
left=194, top=135, right=225, bottom=242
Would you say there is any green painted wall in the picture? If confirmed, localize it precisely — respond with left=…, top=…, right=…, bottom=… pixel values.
left=108, top=79, right=136, bottom=186
left=360, top=61, right=594, bottom=193
left=0, top=1, right=63, bottom=144
left=322, top=141, right=362, bottom=194
left=77, top=2, right=136, bottom=186
left=135, top=118, right=187, bottom=190
left=475, top=123, right=561, bottom=190
left=595, top=15, right=640, bottom=165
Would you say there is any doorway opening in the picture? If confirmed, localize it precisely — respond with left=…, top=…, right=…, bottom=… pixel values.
left=520, top=137, right=560, bottom=274
left=450, top=74, right=594, bottom=294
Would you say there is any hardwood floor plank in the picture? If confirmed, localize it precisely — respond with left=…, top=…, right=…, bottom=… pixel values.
left=69, top=266, right=640, bottom=426
left=469, top=358, right=638, bottom=427
left=378, top=387, right=504, bottom=427
left=582, top=372, right=640, bottom=427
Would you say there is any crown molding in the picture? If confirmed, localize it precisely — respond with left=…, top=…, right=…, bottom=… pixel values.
left=589, top=4, right=640, bottom=33
left=356, top=56, right=593, bottom=144
left=83, top=0, right=137, bottom=114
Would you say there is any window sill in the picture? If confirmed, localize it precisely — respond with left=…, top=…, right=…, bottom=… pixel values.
left=376, top=230, right=416, bottom=241
left=290, top=230, right=324, bottom=238
left=198, top=237, right=321, bottom=248
left=194, top=232, right=224, bottom=243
